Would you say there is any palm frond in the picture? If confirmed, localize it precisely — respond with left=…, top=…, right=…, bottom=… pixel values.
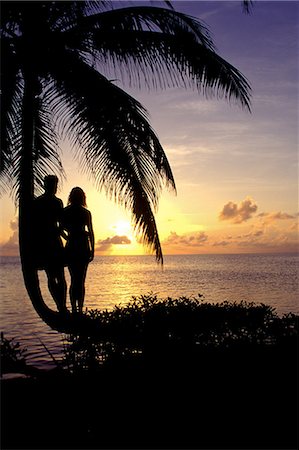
left=65, top=7, right=251, bottom=110
left=1, top=81, right=65, bottom=201
left=48, top=51, right=174, bottom=261
left=31, top=93, right=65, bottom=196
left=71, top=6, right=215, bottom=50
left=243, top=1, right=254, bottom=14
left=0, top=38, right=23, bottom=196
left=163, top=1, right=174, bottom=10
left=129, top=182, right=163, bottom=263
left=83, top=1, right=113, bottom=15
left=82, top=30, right=250, bottom=109
left=1, top=1, right=252, bottom=263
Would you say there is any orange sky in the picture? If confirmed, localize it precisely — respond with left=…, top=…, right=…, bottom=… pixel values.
left=0, top=1, right=298, bottom=257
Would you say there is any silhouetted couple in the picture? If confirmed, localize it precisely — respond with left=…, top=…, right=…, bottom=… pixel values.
left=33, top=175, right=94, bottom=315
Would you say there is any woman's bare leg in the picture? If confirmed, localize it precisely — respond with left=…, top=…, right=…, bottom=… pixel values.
left=69, top=262, right=88, bottom=314
left=77, top=263, right=88, bottom=313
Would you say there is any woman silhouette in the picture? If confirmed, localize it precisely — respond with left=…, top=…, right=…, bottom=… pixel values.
left=62, top=187, right=94, bottom=314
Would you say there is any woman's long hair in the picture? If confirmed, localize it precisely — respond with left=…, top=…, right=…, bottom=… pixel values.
left=68, top=187, right=87, bottom=207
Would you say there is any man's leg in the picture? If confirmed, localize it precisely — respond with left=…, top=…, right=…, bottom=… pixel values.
left=46, top=266, right=67, bottom=312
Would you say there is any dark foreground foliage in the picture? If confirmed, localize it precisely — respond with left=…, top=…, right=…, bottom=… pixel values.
left=1, top=333, right=28, bottom=374
left=63, top=294, right=298, bottom=372
left=1, top=296, right=298, bottom=450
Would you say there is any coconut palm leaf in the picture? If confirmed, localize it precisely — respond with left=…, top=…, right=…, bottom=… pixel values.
left=1, top=1, right=252, bottom=329
left=243, top=0, right=254, bottom=14
left=63, top=6, right=250, bottom=108
left=0, top=38, right=23, bottom=193
left=1, top=69, right=64, bottom=200
left=31, top=99, right=65, bottom=197
left=46, top=50, right=174, bottom=260
left=77, top=6, right=215, bottom=49
left=92, top=30, right=250, bottom=108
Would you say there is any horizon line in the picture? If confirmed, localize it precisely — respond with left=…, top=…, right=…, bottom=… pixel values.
left=1, top=251, right=298, bottom=259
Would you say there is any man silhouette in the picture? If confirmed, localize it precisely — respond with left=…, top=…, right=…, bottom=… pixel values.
left=33, top=175, right=67, bottom=313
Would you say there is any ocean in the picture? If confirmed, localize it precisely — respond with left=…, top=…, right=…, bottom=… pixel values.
left=0, top=253, right=298, bottom=369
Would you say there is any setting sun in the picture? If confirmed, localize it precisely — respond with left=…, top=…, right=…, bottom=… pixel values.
left=1, top=2, right=298, bottom=449
left=111, top=220, right=132, bottom=237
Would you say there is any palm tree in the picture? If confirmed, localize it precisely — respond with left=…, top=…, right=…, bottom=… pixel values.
left=1, top=1, right=251, bottom=330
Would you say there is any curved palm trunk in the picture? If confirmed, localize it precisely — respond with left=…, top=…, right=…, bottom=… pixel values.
left=19, top=63, right=96, bottom=334
left=18, top=60, right=69, bottom=332
left=18, top=28, right=100, bottom=334
left=19, top=65, right=41, bottom=301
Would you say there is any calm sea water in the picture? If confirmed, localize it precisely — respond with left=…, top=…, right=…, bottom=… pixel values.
left=1, top=253, right=298, bottom=369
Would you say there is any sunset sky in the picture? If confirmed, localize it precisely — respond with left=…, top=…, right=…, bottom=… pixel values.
left=0, top=1, right=298, bottom=257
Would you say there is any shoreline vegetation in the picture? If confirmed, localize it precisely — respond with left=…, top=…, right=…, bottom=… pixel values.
left=1, top=295, right=298, bottom=449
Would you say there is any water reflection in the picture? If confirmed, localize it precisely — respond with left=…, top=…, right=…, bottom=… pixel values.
left=1, top=253, right=298, bottom=368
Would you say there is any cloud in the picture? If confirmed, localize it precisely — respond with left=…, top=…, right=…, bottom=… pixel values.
left=219, top=197, right=258, bottom=224
left=96, top=235, right=131, bottom=252
left=236, top=230, right=264, bottom=239
left=10, top=219, right=18, bottom=231
left=0, top=218, right=19, bottom=256
left=163, top=231, right=208, bottom=247
left=257, top=211, right=297, bottom=224
left=290, top=222, right=298, bottom=231
left=212, top=240, right=230, bottom=247
left=234, top=233, right=298, bottom=252
left=210, top=227, right=298, bottom=253
left=252, top=230, right=264, bottom=237
left=212, top=230, right=264, bottom=248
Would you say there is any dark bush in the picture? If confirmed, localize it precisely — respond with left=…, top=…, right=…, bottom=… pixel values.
left=0, top=332, right=28, bottom=374
left=63, top=294, right=298, bottom=372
